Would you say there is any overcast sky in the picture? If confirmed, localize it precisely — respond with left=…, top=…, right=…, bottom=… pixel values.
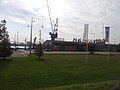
left=0, top=0, right=120, bottom=44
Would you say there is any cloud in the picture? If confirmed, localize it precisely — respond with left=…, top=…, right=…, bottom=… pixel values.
left=60, top=0, right=120, bottom=32
left=0, top=0, right=46, bottom=23
left=0, top=0, right=120, bottom=43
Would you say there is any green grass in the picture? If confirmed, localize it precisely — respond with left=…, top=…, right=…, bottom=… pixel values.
left=44, top=80, right=120, bottom=90
left=0, top=54, right=120, bottom=90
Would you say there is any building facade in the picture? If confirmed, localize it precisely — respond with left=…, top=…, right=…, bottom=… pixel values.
left=44, top=40, right=120, bottom=52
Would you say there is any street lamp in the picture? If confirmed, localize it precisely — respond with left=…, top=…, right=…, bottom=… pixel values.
left=17, top=31, right=19, bottom=49
left=113, top=39, right=116, bottom=44
left=27, top=18, right=35, bottom=56
left=91, top=33, right=95, bottom=42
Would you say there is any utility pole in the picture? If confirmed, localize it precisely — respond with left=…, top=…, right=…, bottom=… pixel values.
left=29, top=18, right=35, bottom=56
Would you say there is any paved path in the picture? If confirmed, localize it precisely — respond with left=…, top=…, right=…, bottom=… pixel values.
left=11, top=50, right=28, bottom=57
left=44, top=51, right=120, bottom=55
left=11, top=49, right=120, bottom=57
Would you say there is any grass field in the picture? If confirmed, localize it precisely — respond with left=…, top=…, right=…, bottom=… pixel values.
left=0, top=54, right=120, bottom=90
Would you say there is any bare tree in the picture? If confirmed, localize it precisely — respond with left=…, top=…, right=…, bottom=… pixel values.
left=35, top=43, right=43, bottom=60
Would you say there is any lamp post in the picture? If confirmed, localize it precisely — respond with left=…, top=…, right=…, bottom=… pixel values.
left=17, top=31, right=19, bottom=49
left=14, top=34, right=16, bottom=49
left=113, top=39, right=116, bottom=44
left=28, top=18, right=35, bottom=56
left=91, top=33, right=95, bottom=42
left=102, top=23, right=104, bottom=39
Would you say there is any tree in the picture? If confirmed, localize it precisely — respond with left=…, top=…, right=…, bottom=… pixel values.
left=0, top=20, right=13, bottom=59
left=35, top=43, right=43, bottom=60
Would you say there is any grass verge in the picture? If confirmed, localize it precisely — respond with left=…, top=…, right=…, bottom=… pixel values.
left=0, top=54, right=120, bottom=90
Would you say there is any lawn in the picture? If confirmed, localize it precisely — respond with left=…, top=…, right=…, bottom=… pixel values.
left=0, top=54, right=120, bottom=90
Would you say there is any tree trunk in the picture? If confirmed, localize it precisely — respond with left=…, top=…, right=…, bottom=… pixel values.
left=3, top=57, right=6, bottom=60
left=39, top=55, right=40, bottom=60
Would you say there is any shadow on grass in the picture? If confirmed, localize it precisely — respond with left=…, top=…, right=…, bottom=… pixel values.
left=35, top=58, right=58, bottom=70
left=36, top=58, right=47, bottom=63
left=0, top=58, right=12, bottom=72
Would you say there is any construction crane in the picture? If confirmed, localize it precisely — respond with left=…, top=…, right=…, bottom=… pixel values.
left=49, top=18, right=58, bottom=41
left=46, top=0, right=58, bottom=41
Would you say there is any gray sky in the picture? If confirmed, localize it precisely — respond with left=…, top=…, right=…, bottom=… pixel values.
left=0, top=0, right=120, bottom=44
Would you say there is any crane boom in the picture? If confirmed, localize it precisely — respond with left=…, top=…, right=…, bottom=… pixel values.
left=46, top=0, right=58, bottom=41
left=46, top=0, right=53, bottom=32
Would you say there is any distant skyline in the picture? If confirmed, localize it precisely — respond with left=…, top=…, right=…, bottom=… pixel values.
left=0, top=0, right=120, bottom=44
